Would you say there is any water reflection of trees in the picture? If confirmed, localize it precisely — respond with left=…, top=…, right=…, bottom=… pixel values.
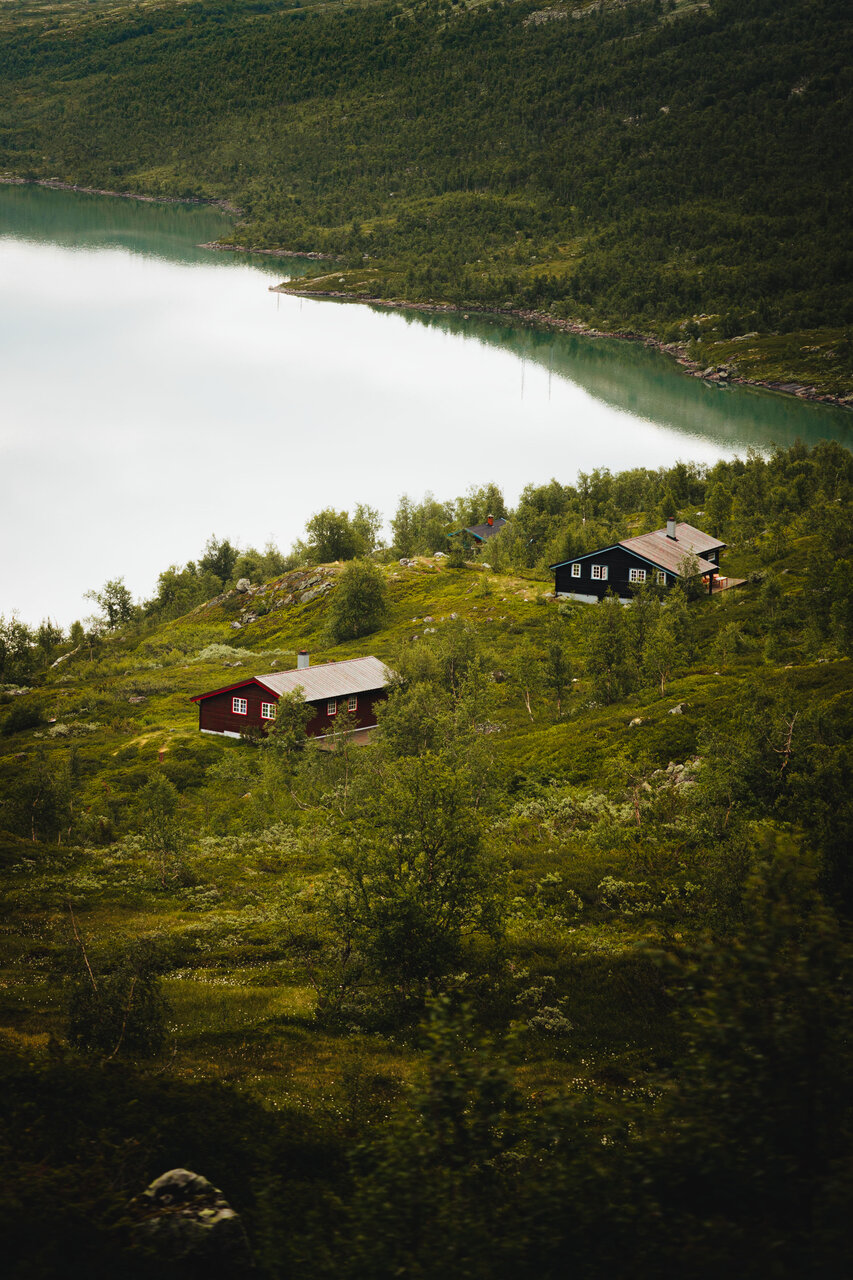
left=384, top=304, right=853, bottom=454
left=0, top=183, right=316, bottom=277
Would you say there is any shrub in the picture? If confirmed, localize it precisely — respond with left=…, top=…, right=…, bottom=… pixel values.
left=1, top=699, right=45, bottom=735
left=191, top=644, right=257, bottom=663
left=326, top=559, right=389, bottom=642
left=447, top=536, right=467, bottom=569
left=66, top=937, right=169, bottom=1058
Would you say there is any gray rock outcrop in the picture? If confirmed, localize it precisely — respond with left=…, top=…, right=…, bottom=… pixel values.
left=128, top=1167, right=252, bottom=1272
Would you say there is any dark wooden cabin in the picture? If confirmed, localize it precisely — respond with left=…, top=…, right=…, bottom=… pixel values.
left=191, top=654, right=391, bottom=740
left=551, top=519, right=725, bottom=602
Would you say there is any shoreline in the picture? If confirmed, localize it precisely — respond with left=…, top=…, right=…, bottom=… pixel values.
left=3, top=175, right=848, bottom=410
left=270, top=283, right=852, bottom=411
left=0, top=174, right=243, bottom=218
left=198, top=240, right=335, bottom=261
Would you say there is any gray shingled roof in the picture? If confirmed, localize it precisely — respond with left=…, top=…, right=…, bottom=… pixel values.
left=464, top=517, right=508, bottom=542
left=256, top=655, right=392, bottom=702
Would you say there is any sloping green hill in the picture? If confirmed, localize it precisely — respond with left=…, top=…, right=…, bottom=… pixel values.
left=2, top=444, right=853, bottom=1275
left=1, top=0, right=851, bottom=392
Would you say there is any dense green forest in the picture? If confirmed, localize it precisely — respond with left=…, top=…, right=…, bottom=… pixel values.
left=1, top=441, right=852, bottom=1275
left=1, top=0, right=852, bottom=393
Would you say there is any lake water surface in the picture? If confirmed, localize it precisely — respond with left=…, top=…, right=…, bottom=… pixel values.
left=2, top=183, right=851, bottom=625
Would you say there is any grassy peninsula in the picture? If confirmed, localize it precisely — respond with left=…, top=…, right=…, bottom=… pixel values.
left=1, top=443, right=853, bottom=1275
left=1, top=0, right=851, bottom=397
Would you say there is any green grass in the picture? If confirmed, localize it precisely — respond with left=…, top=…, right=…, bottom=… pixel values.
left=688, top=328, right=853, bottom=400
left=1, top=528, right=851, bottom=1108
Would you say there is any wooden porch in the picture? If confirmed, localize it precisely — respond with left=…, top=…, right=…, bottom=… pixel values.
left=709, top=575, right=747, bottom=594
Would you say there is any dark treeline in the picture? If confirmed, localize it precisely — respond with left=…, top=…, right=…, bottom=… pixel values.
left=0, top=0, right=851, bottom=342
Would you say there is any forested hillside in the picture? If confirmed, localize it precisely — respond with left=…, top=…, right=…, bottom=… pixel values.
left=1, top=442, right=852, bottom=1275
left=1, top=0, right=851, bottom=392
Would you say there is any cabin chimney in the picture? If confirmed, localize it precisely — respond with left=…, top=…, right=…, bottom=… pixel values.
left=297, top=650, right=310, bottom=670
left=666, top=516, right=677, bottom=540
left=487, top=514, right=494, bottom=526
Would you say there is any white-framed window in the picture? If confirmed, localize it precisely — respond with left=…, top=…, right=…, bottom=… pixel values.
left=232, top=696, right=248, bottom=715
left=348, top=695, right=358, bottom=712
left=629, top=568, right=647, bottom=583
left=261, top=702, right=277, bottom=720
left=591, top=564, right=608, bottom=581
left=327, top=699, right=337, bottom=716
left=656, top=570, right=667, bottom=586
left=571, top=563, right=581, bottom=578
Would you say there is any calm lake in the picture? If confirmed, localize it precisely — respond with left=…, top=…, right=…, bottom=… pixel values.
left=2, top=183, right=851, bottom=625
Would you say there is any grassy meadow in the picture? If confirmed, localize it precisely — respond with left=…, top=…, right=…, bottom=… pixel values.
left=1, top=531, right=848, bottom=1097
left=2, top=445, right=853, bottom=1274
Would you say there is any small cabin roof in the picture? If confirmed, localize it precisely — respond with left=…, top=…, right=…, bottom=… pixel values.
left=450, top=517, right=508, bottom=542
left=191, top=655, right=392, bottom=706
left=465, top=517, right=508, bottom=541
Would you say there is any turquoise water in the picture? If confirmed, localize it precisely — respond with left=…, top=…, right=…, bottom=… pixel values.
left=1, top=183, right=850, bottom=625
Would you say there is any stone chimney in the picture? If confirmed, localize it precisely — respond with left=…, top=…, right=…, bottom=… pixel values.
left=487, top=514, right=494, bottom=526
left=297, top=650, right=310, bottom=670
left=666, top=516, right=677, bottom=540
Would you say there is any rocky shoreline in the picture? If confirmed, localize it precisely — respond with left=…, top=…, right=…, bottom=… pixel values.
left=270, top=283, right=852, bottom=411
left=198, top=240, right=335, bottom=260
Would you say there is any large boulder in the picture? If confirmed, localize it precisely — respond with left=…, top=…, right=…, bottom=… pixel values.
left=299, top=581, right=332, bottom=604
left=128, top=1168, right=252, bottom=1273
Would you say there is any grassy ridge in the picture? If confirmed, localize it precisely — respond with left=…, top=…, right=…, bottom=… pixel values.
left=1, top=0, right=851, bottom=392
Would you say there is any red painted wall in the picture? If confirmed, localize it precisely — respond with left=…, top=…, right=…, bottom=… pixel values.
left=197, top=681, right=272, bottom=735
left=303, top=688, right=386, bottom=738
left=197, top=682, right=387, bottom=738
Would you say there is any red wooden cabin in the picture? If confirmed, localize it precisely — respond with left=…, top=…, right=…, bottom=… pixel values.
left=191, top=653, right=391, bottom=740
